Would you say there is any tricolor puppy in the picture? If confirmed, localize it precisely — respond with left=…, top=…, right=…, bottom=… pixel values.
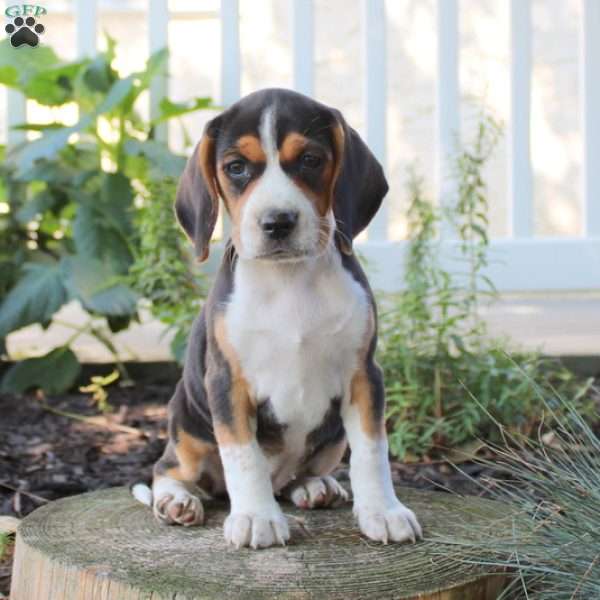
left=134, top=88, right=422, bottom=549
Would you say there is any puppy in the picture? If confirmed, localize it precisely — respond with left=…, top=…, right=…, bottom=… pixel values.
left=134, top=88, right=422, bottom=549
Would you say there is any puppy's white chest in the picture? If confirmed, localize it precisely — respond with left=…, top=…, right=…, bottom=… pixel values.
left=225, top=255, right=369, bottom=433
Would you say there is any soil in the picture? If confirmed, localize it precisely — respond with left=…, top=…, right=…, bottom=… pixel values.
left=0, top=382, right=497, bottom=598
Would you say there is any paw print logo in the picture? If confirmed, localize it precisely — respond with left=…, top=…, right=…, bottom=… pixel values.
left=5, top=16, right=45, bottom=48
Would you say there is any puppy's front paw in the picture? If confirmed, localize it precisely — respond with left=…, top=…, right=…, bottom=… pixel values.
left=355, top=502, right=422, bottom=544
left=154, top=490, right=204, bottom=527
left=289, top=476, right=349, bottom=509
left=224, top=506, right=290, bottom=549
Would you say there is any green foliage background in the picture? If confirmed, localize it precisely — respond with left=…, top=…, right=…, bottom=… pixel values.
left=0, top=38, right=209, bottom=391
left=378, top=118, right=594, bottom=460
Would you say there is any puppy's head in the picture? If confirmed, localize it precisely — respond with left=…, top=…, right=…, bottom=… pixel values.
left=175, top=89, right=388, bottom=262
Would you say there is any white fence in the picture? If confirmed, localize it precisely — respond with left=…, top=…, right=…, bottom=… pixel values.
left=4, top=0, right=600, bottom=293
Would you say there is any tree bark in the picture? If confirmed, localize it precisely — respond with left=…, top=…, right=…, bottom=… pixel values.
left=10, top=486, right=507, bottom=599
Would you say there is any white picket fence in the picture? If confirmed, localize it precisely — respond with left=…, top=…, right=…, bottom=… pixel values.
left=4, top=0, right=600, bottom=293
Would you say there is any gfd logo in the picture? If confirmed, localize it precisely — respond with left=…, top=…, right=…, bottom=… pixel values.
left=5, top=5, right=47, bottom=48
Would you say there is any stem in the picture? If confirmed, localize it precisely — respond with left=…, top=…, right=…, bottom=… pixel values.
left=115, top=113, right=126, bottom=172
left=51, top=318, right=132, bottom=384
left=434, top=364, right=444, bottom=447
left=89, top=325, right=132, bottom=384
left=40, top=404, right=143, bottom=436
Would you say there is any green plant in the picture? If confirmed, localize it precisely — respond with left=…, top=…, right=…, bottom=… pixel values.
left=433, top=381, right=600, bottom=599
left=128, top=177, right=206, bottom=363
left=79, top=369, right=120, bottom=413
left=0, top=532, right=10, bottom=560
left=378, top=116, right=593, bottom=460
left=0, top=38, right=211, bottom=392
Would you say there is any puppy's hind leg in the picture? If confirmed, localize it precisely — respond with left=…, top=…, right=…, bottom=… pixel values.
left=151, top=431, right=217, bottom=527
left=284, top=439, right=350, bottom=509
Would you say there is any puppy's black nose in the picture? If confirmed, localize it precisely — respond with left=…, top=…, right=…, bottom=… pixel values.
left=260, top=210, right=299, bottom=240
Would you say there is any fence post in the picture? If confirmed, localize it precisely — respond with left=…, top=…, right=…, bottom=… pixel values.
left=362, top=0, right=387, bottom=241
left=436, top=0, right=460, bottom=239
left=6, top=90, right=26, bottom=147
left=220, top=0, right=241, bottom=107
left=75, top=0, right=97, bottom=58
left=581, top=0, right=600, bottom=237
left=149, top=0, right=169, bottom=143
left=508, top=0, right=533, bottom=238
left=290, top=0, right=313, bottom=96
left=4, top=0, right=26, bottom=146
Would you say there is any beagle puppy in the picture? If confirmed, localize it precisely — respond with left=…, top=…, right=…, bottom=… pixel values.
left=134, top=88, right=422, bottom=549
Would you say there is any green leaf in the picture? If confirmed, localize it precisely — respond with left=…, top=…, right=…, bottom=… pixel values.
left=73, top=202, right=132, bottom=274
left=72, top=200, right=103, bottom=256
left=123, top=139, right=186, bottom=179
left=7, top=115, right=94, bottom=176
left=0, top=261, right=69, bottom=339
left=170, top=327, right=189, bottom=365
left=85, top=283, right=138, bottom=317
left=15, top=190, right=56, bottom=223
left=93, top=74, right=135, bottom=115
left=22, top=62, right=82, bottom=106
left=103, top=33, right=117, bottom=64
left=450, top=334, right=469, bottom=355
left=0, top=40, right=61, bottom=89
left=15, top=159, right=89, bottom=186
left=7, top=73, right=135, bottom=175
left=11, top=122, right=66, bottom=131
left=0, top=65, right=18, bottom=86
left=72, top=173, right=134, bottom=272
left=116, top=49, right=168, bottom=116
left=152, top=96, right=214, bottom=124
left=82, top=54, right=115, bottom=93
left=107, top=314, right=132, bottom=333
left=65, top=256, right=138, bottom=317
left=1, top=347, right=81, bottom=394
left=100, top=172, right=133, bottom=232
left=134, top=48, right=168, bottom=95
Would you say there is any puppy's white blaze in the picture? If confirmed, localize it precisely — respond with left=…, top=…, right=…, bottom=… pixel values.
left=259, top=106, right=277, bottom=161
left=238, top=104, right=324, bottom=260
left=219, top=440, right=280, bottom=515
left=342, top=402, right=400, bottom=511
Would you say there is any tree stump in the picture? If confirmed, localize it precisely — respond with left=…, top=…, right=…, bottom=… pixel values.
left=11, top=487, right=507, bottom=600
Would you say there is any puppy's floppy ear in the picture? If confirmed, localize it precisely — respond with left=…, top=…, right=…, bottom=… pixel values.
left=175, top=118, right=221, bottom=262
left=329, top=110, right=389, bottom=254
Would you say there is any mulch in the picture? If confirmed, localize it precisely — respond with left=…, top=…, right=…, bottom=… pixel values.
left=0, top=381, right=496, bottom=598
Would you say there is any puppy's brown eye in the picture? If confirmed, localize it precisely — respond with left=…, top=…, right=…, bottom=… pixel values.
left=300, top=153, right=322, bottom=169
left=225, top=160, right=248, bottom=178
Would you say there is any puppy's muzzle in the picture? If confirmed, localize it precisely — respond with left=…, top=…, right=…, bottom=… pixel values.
left=260, top=210, right=299, bottom=241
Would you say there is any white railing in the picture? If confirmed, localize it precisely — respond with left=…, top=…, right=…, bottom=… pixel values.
left=4, top=0, right=600, bottom=293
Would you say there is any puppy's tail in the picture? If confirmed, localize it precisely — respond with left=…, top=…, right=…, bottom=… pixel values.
left=130, top=482, right=153, bottom=507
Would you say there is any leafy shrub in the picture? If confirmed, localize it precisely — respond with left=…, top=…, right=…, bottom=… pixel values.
left=129, top=177, right=207, bottom=363
left=0, top=38, right=210, bottom=392
left=378, top=117, right=594, bottom=460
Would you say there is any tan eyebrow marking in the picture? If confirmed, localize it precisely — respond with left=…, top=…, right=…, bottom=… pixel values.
left=225, top=134, right=266, bottom=163
left=279, top=132, right=309, bottom=163
left=280, top=131, right=335, bottom=220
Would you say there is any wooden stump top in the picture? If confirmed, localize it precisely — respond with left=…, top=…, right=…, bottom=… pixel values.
left=11, top=487, right=507, bottom=600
